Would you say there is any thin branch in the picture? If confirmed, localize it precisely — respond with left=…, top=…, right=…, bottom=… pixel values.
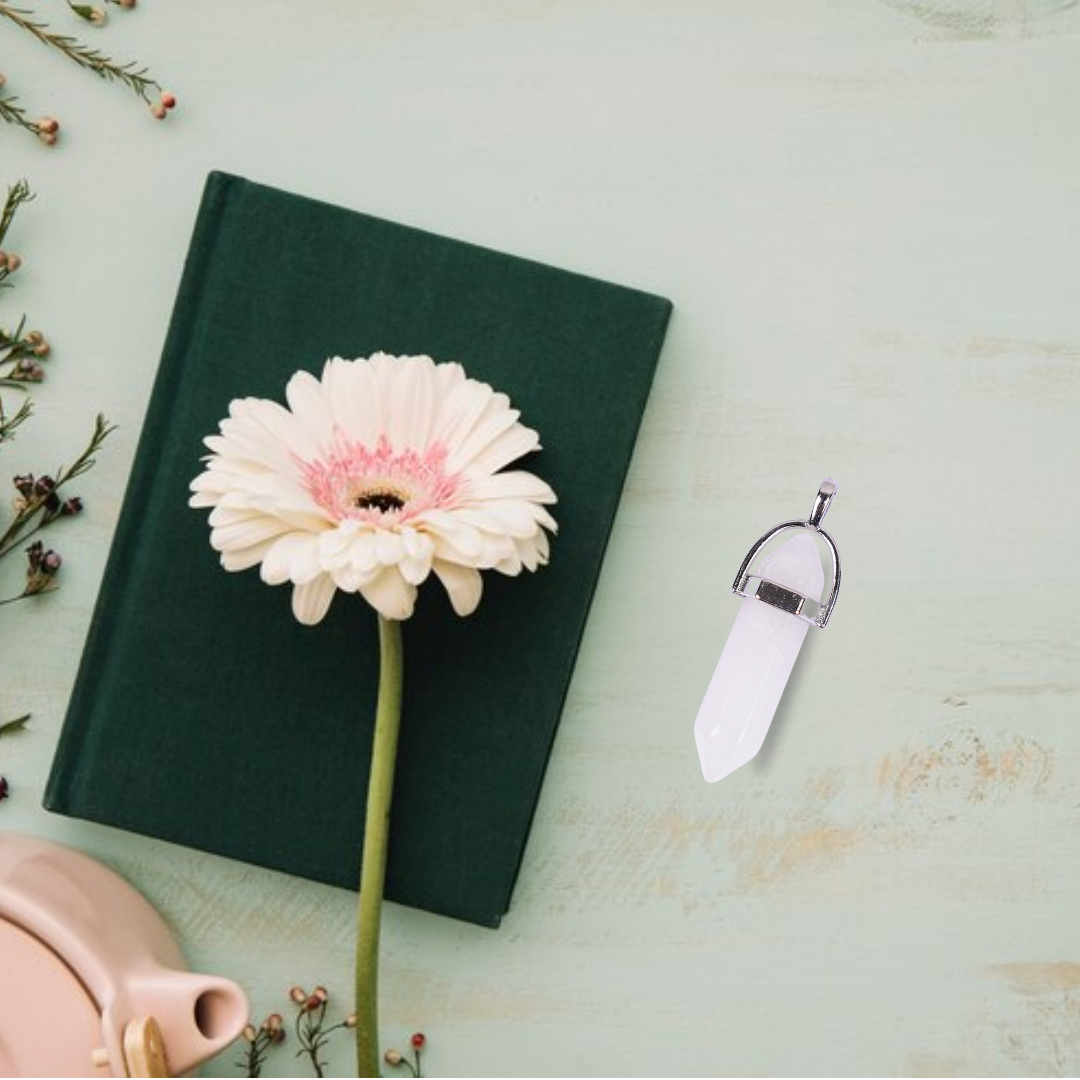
left=0, top=2, right=161, bottom=103
left=0, top=395, right=32, bottom=444
left=0, top=94, right=42, bottom=140
left=0, top=715, right=29, bottom=735
left=0, top=179, right=33, bottom=244
left=0, top=413, right=114, bottom=551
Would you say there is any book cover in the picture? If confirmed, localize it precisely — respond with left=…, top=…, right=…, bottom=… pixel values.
left=45, top=172, right=672, bottom=928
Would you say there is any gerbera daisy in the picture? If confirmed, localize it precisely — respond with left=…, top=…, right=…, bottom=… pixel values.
left=190, top=353, right=557, bottom=624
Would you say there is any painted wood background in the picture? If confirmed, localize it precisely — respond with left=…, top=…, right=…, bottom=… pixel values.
left=2, top=1, right=1079, bottom=1075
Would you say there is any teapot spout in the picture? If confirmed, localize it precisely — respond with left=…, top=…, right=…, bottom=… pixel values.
left=110, top=969, right=248, bottom=1076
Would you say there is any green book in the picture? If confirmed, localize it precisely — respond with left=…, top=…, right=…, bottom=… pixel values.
left=45, top=172, right=672, bottom=928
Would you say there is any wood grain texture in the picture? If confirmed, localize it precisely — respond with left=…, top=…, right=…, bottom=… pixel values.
left=2, top=1, right=1079, bottom=1075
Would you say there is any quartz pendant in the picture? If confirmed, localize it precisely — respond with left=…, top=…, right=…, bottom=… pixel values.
left=694, top=478, right=843, bottom=784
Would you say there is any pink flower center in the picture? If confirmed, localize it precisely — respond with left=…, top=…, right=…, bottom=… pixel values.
left=298, top=433, right=462, bottom=524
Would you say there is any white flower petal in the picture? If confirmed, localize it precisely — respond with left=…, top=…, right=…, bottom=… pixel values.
left=399, top=554, right=433, bottom=586
left=286, top=370, right=336, bottom=448
left=358, top=567, right=417, bottom=621
left=210, top=516, right=291, bottom=553
left=459, top=424, right=541, bottom=479
left=433, top=560, right=484, bottom=616
left=221, top=539, right=277, bottom=572
left=349, top=532, right=380, bottom=574
left=375, top=529, right=403, bottom=566
left=262, top=534, right=310, bottom=586
left=318, top=521, right=361, bottom=567
left=325, top=355, right=383, bottom=446
left=386, top=354, right=436, bottom=449
left=419, top=510, right=484, bottom=558
left=443, top=394, right=521, bottom=474
left=465, top=470, right=558, bottom=505
left=291, top=574, right=337, bottom=625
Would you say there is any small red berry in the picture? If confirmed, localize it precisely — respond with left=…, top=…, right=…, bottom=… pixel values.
left=410, top=1032, right=426, bottom=1050
left=160, top=91, right=177, bottom=110
left=151, top=102, right=167, bottom=121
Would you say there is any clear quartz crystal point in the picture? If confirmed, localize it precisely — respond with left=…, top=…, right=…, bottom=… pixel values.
left=695, top=532, right=824, bottom=783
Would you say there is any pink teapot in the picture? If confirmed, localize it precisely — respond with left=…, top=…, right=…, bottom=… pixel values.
left=0, top=832, right=248, bottom=1077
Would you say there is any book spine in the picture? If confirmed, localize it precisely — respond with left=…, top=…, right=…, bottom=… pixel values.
left=44, top=172, right=239, bottom=813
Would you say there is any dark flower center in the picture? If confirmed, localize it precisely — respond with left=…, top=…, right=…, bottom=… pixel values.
left=354, top=487, right=407, bottom=514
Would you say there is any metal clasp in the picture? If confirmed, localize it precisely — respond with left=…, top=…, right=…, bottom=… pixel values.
left=731, top=478, right=842, bottom=629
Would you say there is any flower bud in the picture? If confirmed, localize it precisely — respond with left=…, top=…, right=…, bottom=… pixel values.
left=410, top=1032, right=426, bottom=1050
left=160, top=91, right=177, bottom=110
left=42, top=549, right=62, bottom=575
left=34, top=341, right=51, bottom=358
left=344, top=1014, right=357, bottom=1029
left=26, top=330, right=44, bottom=346
left=71, top=4, right=106, bottom=24
left=13, top=475, right=34, bottom=498
left=303, top=994, right=321, bottom=1013
left=242, top=1024, right=257, bottom=1044
left=61, top=497, right=83, bottom=517
left=14, top=358, right=44, bottom=382
left=263, top=1013, right=283, bottom=1034
left=383, top=1049, right=403, bottom=1066
left=38, top=131, right=58, bottom=147
left=313, top=985, right=328, bottom=1003
left=4, top=253, right=20, bottom=273
left=33, top=476, right=56, bottom=497
left=288, top=985, right=306, bottom=1004
left=25, top=540, right=44, bottom=571
left=151, top=102, right=167, bottom=121
left=37, top=117, right=59, bottom=135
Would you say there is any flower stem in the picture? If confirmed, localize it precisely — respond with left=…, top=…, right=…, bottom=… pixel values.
left=356, top=614, right=404, bottom=1077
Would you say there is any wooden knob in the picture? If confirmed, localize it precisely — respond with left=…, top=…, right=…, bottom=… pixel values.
left=122, top=1016, right=169, bottom=1078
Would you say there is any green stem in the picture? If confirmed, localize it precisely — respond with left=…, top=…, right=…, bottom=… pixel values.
left=356, top=614, right=404, bottom=1077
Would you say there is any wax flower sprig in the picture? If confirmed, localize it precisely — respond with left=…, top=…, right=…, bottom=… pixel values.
left=193, top=354, right=557, bottom=1075
left=0, top=1, right=176, bottom=144
left=237, top=1012, right=285, bottom=1079
left=238, top=985, right=363, bottom=1078
left=1, top=178, right=112, bottom=725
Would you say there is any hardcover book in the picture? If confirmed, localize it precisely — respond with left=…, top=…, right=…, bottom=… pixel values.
left=45, top=172, right=672, bottom=928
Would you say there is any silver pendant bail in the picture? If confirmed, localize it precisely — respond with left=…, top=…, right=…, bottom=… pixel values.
left=731, top=478, right=842, bottom=629
left=808, top=478, right=837, bottom=529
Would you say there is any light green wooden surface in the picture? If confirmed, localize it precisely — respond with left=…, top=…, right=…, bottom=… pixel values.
left=3, top=2, right=1079, bottom=1075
